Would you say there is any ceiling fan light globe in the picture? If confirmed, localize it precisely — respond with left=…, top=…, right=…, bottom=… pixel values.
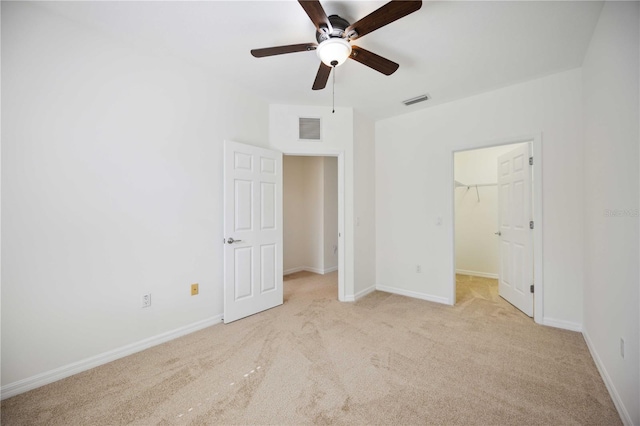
left=316, top=38, right=352, bottom=67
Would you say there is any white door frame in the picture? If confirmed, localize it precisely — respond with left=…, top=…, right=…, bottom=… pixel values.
left=282, top=149, right=345, bottom=302
left=450, top=134, right=543, bottom=324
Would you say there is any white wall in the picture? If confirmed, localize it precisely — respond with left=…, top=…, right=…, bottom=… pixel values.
left=283, top=156, right=313, bottom=273
left=581, top=2, right=639, bottom=424
left=376, top=68, right=584, bottom=328
left=282, top=156, right=337, bottom=275
left=269, top=104, right=354, bottom=299
left=1, top=2, right=269, bottom=392
left=353, top=112, right=376, bottom=297
left=454, top=144, right=528, bottom=278
left=323, top=157, right=338, bottom=272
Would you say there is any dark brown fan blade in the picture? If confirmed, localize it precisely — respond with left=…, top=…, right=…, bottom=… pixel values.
left=346, top=0, right=422, bottom=40
left=298, top=0, right=332, bottom=32
left=312, top=62, right=332, bottom=90
left=349, top=46, right=399, bottom=75
left=251, top=43, right=317, bottom=58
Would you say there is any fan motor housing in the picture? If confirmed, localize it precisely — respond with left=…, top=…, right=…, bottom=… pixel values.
left=316, top=15, right=352, bottom=43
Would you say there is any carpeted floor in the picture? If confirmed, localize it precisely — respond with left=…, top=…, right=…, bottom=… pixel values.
left=1, top=272, right=620, bottom=425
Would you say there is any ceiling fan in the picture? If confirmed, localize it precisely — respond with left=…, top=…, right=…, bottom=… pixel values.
left=250, top=0, right=422, bottom=91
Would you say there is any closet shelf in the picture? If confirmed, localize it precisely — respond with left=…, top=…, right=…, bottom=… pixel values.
left=454, top=180, right=497, bottom=188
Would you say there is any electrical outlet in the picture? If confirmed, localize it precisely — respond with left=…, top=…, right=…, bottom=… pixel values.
left=620, top=338, right=625, bottom=359
left=191, top=283, right=199, bottom=296
left=141, top=293, right=151, bottom=308
left=416, top=265, right=422, bottom=273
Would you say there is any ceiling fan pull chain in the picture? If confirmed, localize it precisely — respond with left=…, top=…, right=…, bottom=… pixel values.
left=332, top=67, right=335, bottom=114
left=331, top=61, right=337, bottom=114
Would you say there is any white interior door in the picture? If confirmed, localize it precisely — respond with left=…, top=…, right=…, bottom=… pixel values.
left=223, top=140, right=283, bottom=323
left=497, top=145, right=533, bottom=317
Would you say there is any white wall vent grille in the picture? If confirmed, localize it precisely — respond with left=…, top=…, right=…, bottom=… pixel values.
left=402, top=94, right=430, bottom=106
left=299, top=117, right=321, bottom=141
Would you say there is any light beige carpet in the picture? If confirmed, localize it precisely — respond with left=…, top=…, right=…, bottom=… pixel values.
left=1, top=272, right=620, bottom=425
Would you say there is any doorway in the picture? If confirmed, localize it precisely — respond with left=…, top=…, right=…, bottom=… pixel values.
left=283, top=155, right=340, bottom=296
left=452, top=138, right=542, bottom=321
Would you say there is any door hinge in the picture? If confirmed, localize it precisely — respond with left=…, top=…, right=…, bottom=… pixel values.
left=529, top=221, right=534, bottom=229
left=529, top=156, right=533, bottom=166
left=530, top=284, right=534, bottom=293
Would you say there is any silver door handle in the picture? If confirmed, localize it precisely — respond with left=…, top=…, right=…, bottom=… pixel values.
left=226, top=237, right=242, bottom=244
left=494, top=231, right=501, bottom=236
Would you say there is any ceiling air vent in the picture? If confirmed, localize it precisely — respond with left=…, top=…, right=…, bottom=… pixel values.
left=299, top=117, right=321, bottom=141
left=402, top=94, right=430, bottom=106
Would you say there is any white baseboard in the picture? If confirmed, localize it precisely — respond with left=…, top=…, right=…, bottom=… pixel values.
left=283, top=266, right=306, bottom=275
left=583, top=330, right=633, bottom=425
left=343, top=285, right=376, bottom=302
left=284, top=266, right=338, bottom=275
left=1, top=315, right=223, bottom=400
left=541, top=317, right=583, bottom=332
left=354, top=285, right=375, bottom=300
left=376, top=285, right=450, bottom=305
left=455, top=269, right=499, bottom=279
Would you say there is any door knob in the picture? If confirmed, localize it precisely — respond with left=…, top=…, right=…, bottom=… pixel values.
left=226, top=237, right=242, bottom=244
left=494, top=231, right=501, bottom=236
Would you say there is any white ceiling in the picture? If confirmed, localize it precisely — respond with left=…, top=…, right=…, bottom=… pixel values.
left=36, top=1, right=604, bottom=120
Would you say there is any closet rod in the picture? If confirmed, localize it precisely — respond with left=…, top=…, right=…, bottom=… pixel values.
left=454, top=181, right=497, bottom=202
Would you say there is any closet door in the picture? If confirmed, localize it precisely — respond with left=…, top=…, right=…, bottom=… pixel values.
left=497, top=145, right=533, bottom=317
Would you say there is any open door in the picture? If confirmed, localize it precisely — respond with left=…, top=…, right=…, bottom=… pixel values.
left=223, top=140, right=283, bottom=323
left=497, top=144, right=534, bottom=317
